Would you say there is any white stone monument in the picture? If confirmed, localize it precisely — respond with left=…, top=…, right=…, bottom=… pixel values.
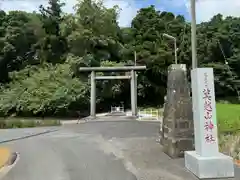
left=185, top=68, right=234, bottom=179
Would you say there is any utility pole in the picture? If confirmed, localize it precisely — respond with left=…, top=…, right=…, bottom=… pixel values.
left=191, top=0, right=197, bottom=69
left=174, top=40, right=177, bottom=65
left=133, top=51, right=137, bottom=116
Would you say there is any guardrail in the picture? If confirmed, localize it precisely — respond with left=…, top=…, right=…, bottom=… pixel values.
left=138, top=109, right=162, bottom=120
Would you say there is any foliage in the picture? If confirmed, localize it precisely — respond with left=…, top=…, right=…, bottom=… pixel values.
left=0, top=0, right=239, bottom=117
left=0, top=58, right=89, bottom=117
left=0, top=11, right=39, bottom=83
left=38, top=0, right=68, bottom=64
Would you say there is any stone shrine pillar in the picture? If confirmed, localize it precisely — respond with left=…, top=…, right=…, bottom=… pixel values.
left=161, top=64, right=194, bottom=158
left=185, top=68, right=234, bottom=179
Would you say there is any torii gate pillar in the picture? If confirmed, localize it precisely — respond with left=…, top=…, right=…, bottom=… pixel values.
left=80, top=66, right=146, bottom=118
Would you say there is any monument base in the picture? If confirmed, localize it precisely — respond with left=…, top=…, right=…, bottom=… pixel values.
left=185, top=151, right=234, bottom=179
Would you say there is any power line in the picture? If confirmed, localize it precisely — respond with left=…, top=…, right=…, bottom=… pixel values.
left=217, top=39, right=227, bottom=64
left=217, top=39, right=240, bottom=99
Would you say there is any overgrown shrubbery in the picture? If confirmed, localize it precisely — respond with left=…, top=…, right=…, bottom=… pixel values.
left=0, top=119, right=61, bottom=129
left=0, top=57, right=90, bottom=117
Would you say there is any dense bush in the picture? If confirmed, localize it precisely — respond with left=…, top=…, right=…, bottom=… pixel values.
left=0, top=59, right=89, bottom=117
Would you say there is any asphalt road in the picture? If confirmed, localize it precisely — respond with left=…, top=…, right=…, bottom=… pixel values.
left=1, top=126, right=138, bottom=180
left=1, top=120, right=239, bottom=180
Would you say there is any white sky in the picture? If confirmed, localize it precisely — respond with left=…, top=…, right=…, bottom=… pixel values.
left=186, top=0, right=240, bottom=23
left=0, top=0, right=240, bottom=27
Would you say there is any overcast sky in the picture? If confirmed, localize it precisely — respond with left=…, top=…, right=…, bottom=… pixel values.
left=1, top=0, right=240, bottom=27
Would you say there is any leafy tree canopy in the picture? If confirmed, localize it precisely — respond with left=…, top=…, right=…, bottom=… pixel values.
left=0, top=0, right=239, bottom=117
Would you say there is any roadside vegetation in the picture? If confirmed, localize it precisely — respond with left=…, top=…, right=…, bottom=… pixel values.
left=0, top=119, right=61, bottom=129
left=217, top=103, right=240, bottom=160
left=217, top=103, right=240, bottom=133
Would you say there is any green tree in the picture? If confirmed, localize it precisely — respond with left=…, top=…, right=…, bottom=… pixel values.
left=39, top=0, right=67, bottom=64
left=66, top=0, right=122, bottom=66
left=0, top=11, right=39, bottom=83
left=0, top=2, right=240, bottom=117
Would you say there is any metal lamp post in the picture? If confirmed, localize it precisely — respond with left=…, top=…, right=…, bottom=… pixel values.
left=163, top=33, right=178, bottom=64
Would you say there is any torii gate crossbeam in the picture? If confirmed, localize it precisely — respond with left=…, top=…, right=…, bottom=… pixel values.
left=79, top=66, right=146, bottom=118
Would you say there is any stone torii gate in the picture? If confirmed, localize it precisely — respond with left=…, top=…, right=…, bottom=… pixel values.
left=79, top=66, right=146, bottom=118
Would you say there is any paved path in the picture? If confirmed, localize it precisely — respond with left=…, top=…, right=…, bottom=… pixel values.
left=1, top=119, right=240, bottom=180
left=1, top=128, right=136, bottom=180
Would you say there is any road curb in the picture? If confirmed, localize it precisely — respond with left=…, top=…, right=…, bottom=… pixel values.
left=0, top=129, right=58, bottom=144
left=136, top=119, right=161, bottom=122
left=0, top=148, right=11, bottom=170
left=64, top=119, right=161, bottom=123
left=62, top=118, right=162, bottom=124
left=0, top=152, right=20, bottom=179
left=61, top=120, right=87, bottom=124
left=86, top=120, right=135, bottom=123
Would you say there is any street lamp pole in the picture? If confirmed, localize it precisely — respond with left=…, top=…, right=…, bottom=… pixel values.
left=191, top=0, right=197, bottom=69
left=134, top=51, right=137, bottom=66
left=174, top=40, right=177, bottom=65
left=163, top=33, right=178, bottom=64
